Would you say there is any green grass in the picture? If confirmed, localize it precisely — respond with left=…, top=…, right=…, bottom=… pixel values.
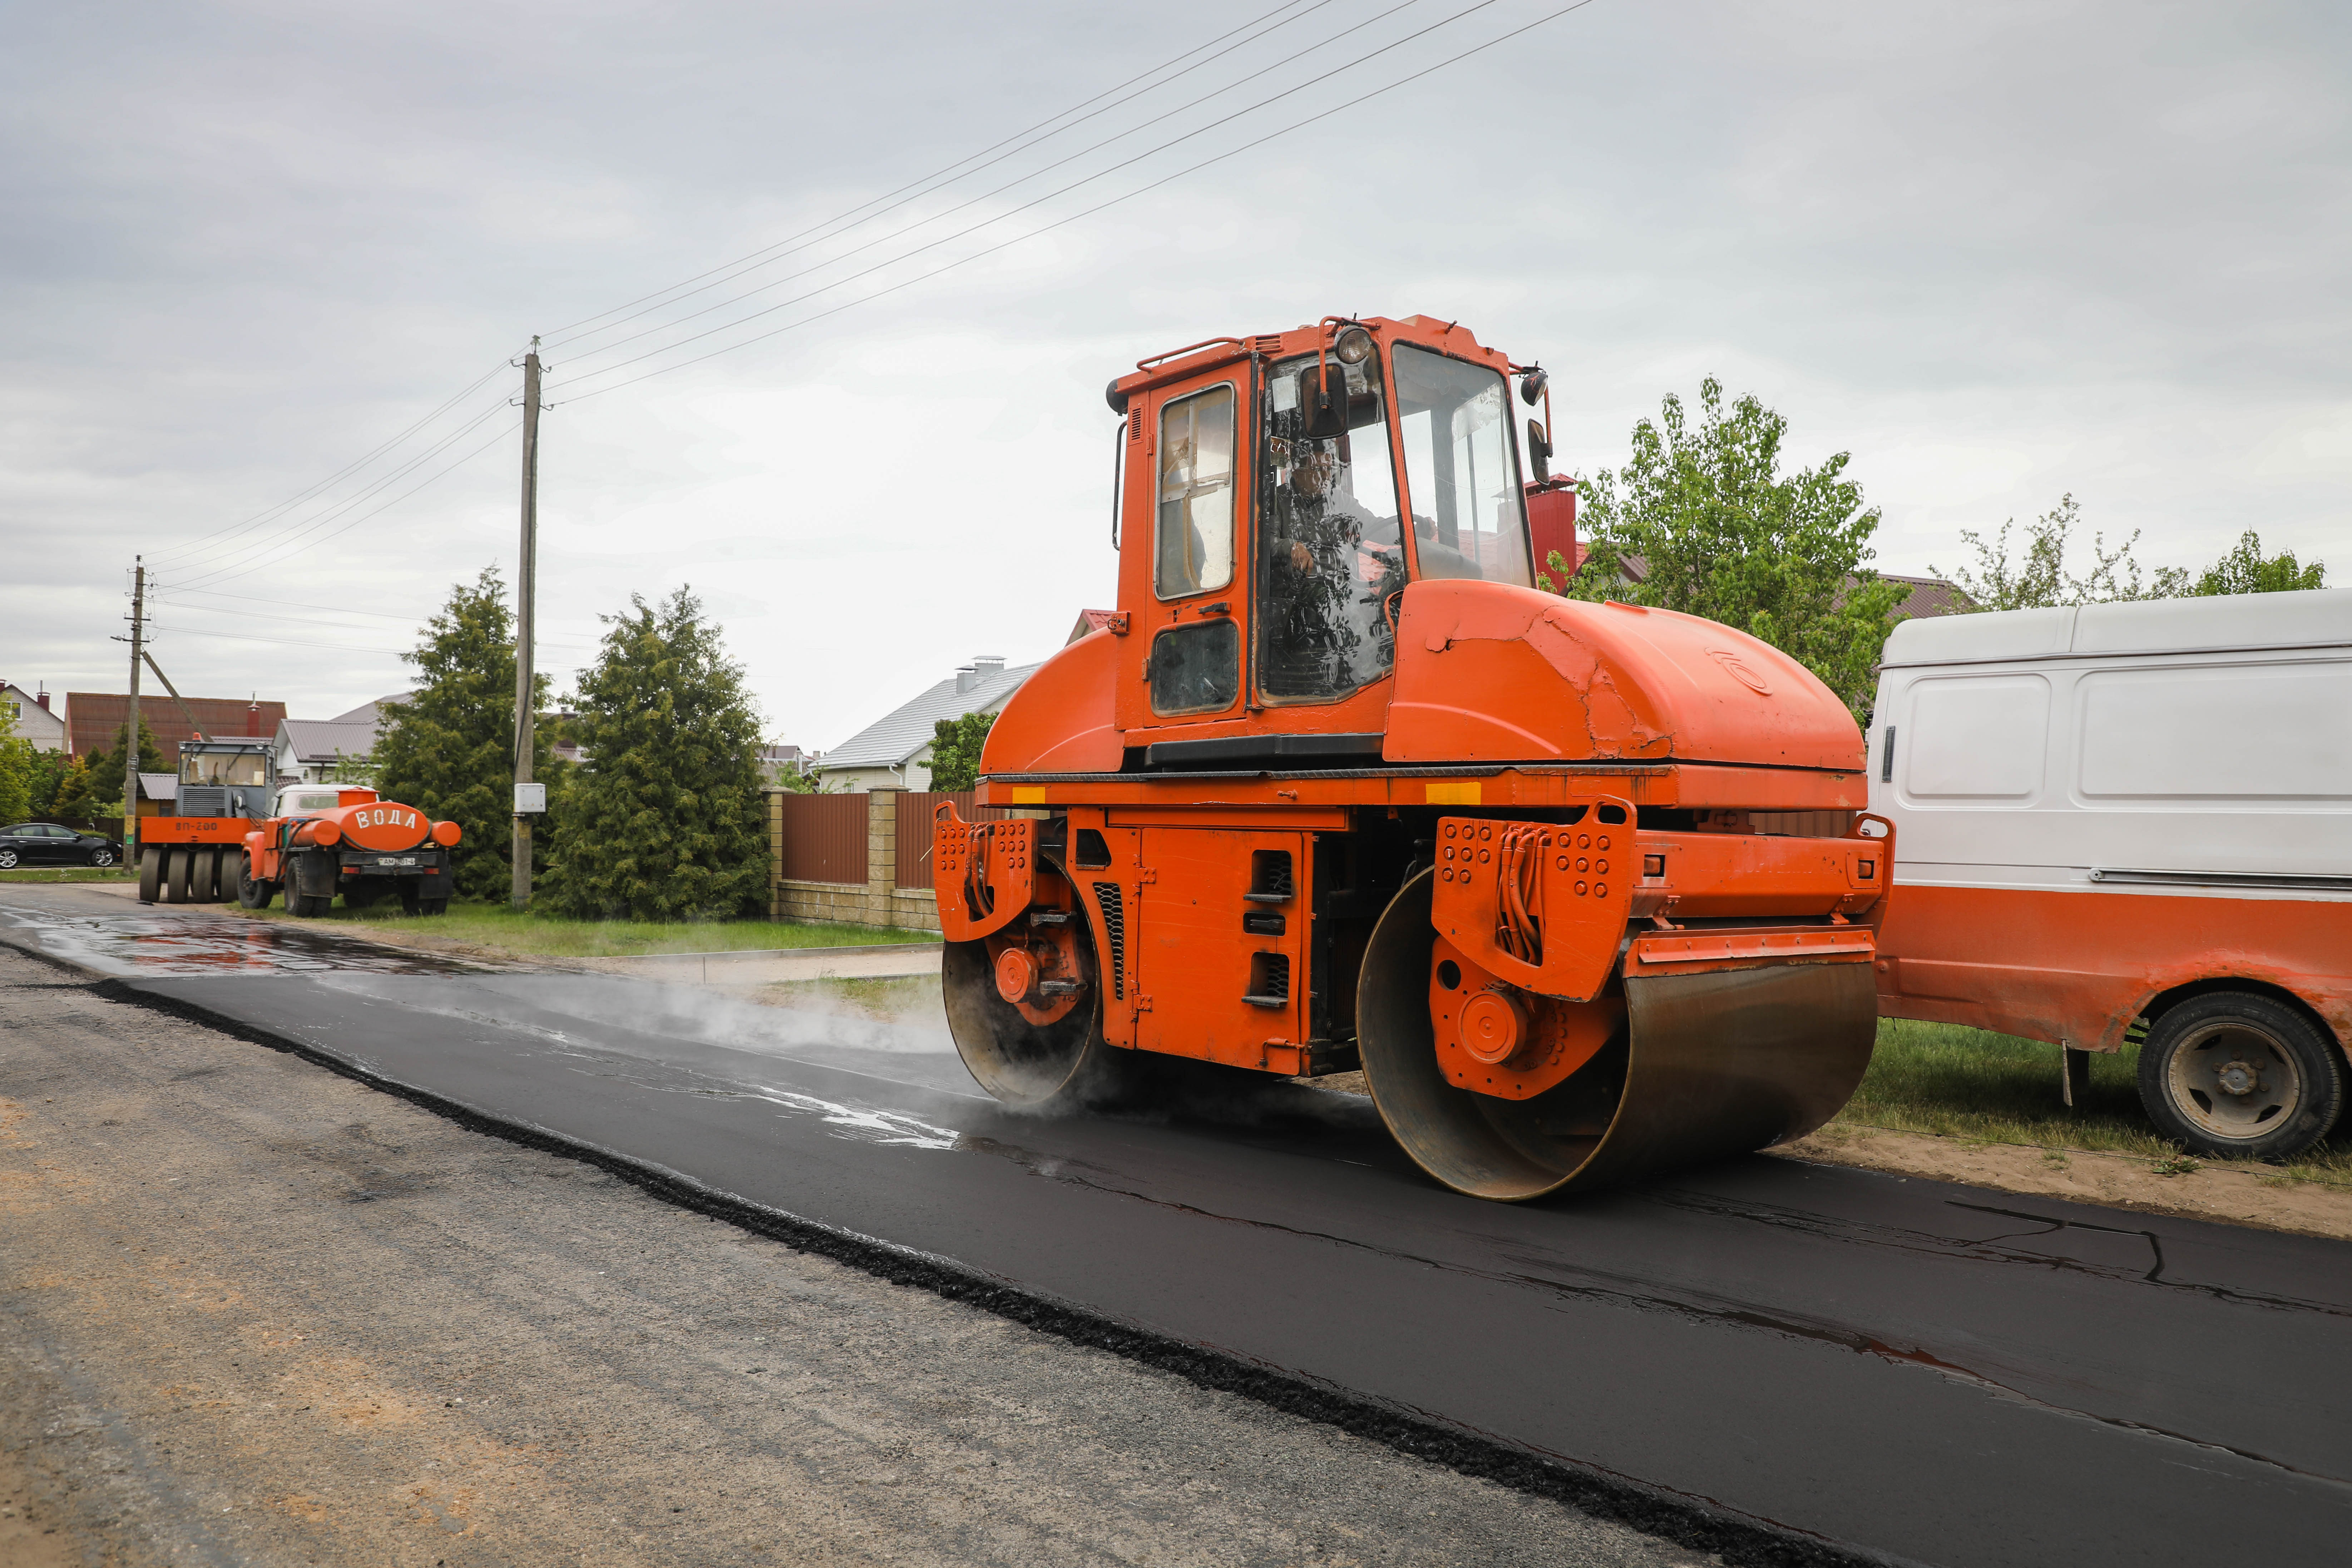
left=232, top=898, right=935, bottom=959
left=1844, top=1017, right=2352, bottom=1186
left=0, top=866, right=136, bottom=883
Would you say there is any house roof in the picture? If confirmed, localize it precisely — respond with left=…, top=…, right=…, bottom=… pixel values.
left=1067, top=609, right=1121, bottom=645
left=66, top=693, right=286, bottom=768
left=327, top=691, right=412, bottom=726
left=820, top=659, right=1042, bottom=771
left=138, top=772, right=177, bottom=803
left=1880, top=574, right=1973, bottom=621
left=278, top=718, right=384, bottom=763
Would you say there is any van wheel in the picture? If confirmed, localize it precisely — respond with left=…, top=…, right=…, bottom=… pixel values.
left=2138, top=992, right=2345, bottom=1162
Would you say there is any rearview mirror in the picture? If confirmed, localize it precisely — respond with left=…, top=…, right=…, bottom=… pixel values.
left=1519, top=366, right=1549, bottom=406
left=1527, top=418, right=1552, bottom=484
left=1301, top=363, right=1350, bottom=440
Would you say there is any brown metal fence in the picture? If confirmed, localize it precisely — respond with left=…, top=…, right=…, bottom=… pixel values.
left=774, top=792, right=870, bottom=885
left=895, top=791, right=1007, bottom=889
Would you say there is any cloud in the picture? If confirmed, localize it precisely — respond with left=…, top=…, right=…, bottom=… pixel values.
left=2, top=0, right=2343, bottom=742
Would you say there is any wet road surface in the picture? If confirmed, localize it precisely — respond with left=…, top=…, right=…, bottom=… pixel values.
left=8, top=891, right=2349, bottom=1567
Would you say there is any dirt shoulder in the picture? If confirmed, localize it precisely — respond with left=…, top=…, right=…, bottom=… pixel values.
left=1773, top=1123, right=2352, bottom=1243
left=0, top=945, right=1694, bottom=1568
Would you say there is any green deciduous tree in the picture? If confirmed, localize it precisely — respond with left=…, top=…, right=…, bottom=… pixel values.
left=374, top=568, right=562, bottom=902
left=1933, top=495, right=2190, bottom=610
left=927, top=711, right=996, bottom=792
left=1561, top=377, right=1904, bottom=718
left=2190, top=530, right=2325, bottom=596
left=0, top=738, right=36, bottom=825
left=542, top=588, right=768, bottom=921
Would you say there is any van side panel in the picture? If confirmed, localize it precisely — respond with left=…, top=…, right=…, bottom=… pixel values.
left=1876, top=884, right=2352, bottom=1054
left=1869, top=589, right=2352, bottom=1063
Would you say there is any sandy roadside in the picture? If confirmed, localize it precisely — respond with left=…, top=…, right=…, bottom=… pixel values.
left=0, top=944, right=1697, bottom=1568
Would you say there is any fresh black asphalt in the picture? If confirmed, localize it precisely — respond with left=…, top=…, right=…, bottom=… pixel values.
left=5, top=901, right=2346, bottom=1568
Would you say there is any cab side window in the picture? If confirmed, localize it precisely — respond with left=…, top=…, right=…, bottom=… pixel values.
left=1154, top=385, right=1236, bottom=599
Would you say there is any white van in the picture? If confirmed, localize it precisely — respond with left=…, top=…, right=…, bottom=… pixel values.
left=1867, top=587, right=2352, bottom=1161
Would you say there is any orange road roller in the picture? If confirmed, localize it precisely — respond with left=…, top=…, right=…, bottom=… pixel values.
left=935, top=315, right=1888, bottom=1200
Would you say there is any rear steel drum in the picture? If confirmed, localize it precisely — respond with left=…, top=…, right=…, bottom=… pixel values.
left=1358, top=869, right=1876, bottom=1201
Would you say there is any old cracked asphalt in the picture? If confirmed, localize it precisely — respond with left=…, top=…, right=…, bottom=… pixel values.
left=0, top=940, right=1705, bottom=1568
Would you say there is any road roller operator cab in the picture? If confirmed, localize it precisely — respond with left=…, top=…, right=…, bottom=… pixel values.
left=937, top=315, right=1890, bottom=1202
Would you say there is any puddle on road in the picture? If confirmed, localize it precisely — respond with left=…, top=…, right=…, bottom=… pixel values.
left=0, top=902, right=489, bottom=978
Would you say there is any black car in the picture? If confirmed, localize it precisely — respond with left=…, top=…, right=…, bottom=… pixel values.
left=0, top=823, right=123, bottom=870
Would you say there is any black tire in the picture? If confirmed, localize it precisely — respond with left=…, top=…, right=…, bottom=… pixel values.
left=418, top=898, right=449, bottom=917
left=2138, top=991, right=2346, bottom=1162
left=397, top=884, right=422, bottom=916
left=234, top=853, right=272, bottom=909
left=344, top=880, right=383, bottom=911
left=189, top=848, right=219, bottom=904
left=138, top=845, right=161, bottom=903
left=164, top=847, right=191, bottom=905
left=291, top=892, right=332, bottom=917
left=89, top=846, right=115, bottom=868
left=0, top=848, right=16, bottom=870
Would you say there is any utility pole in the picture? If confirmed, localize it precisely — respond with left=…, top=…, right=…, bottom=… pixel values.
left=511, top=341, right=542, bottom=909
left=125, top=559, right=145, bottom=859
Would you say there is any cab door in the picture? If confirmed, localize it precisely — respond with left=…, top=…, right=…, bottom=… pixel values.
left=1113, top=370, right=1252, bottom=740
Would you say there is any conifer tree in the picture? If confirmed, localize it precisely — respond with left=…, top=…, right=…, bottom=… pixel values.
left=543, top=588, right=767, bottom=920
left=84, top=717, right=166, bottom=810
left=48, top=755, right=101, bottom=822
left=375, top=568, right=561, bottom=902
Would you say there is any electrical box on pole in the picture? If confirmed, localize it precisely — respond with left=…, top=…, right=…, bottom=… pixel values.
left=511, top=342, right=542, bottom=909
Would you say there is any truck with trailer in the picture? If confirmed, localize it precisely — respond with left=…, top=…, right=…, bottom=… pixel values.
left=931, top=313, right=1892, bottom=1202
left=1867, top=588, right=2352, bottom=1161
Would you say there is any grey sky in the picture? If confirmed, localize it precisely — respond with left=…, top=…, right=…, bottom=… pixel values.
left=3, top=1, right=2344, bottom=749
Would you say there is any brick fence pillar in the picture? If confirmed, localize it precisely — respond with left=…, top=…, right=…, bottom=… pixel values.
left=867, top=789, right=899, bottom=924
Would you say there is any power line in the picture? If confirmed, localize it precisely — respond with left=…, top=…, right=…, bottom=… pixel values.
left=550, top=0, right=1433, bottom=373
left=150, top=597, right=598, bottom=651
left=171, top=405, right=517, bottom=590
left=539, top=0, right=1334, bottom=349
left=144, top=358, right=517, bottom=567
left=559, top=0, right=1592, bottom=402
left=172, top=416, right=522, bottom=592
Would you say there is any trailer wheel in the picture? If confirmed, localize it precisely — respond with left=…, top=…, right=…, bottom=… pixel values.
left=2138, top=992, right=2346, bottom=1162
left=234, top=853, right=273, bottom=909
left=138, top=846, right=162, bottom=903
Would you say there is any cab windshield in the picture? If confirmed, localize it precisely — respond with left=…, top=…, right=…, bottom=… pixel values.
left=1393, top=345, right=1533, bottom=587
left=182, top=751, right=269, bottom=786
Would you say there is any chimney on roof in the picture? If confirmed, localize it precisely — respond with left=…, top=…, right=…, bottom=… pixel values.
left=954, top=664, right=977, bottom=695
left=34, top=686, right=49, bottom=712
left=247, top=696, right=261, bottom=737
left=972, top=654, right=1006, bottom=680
